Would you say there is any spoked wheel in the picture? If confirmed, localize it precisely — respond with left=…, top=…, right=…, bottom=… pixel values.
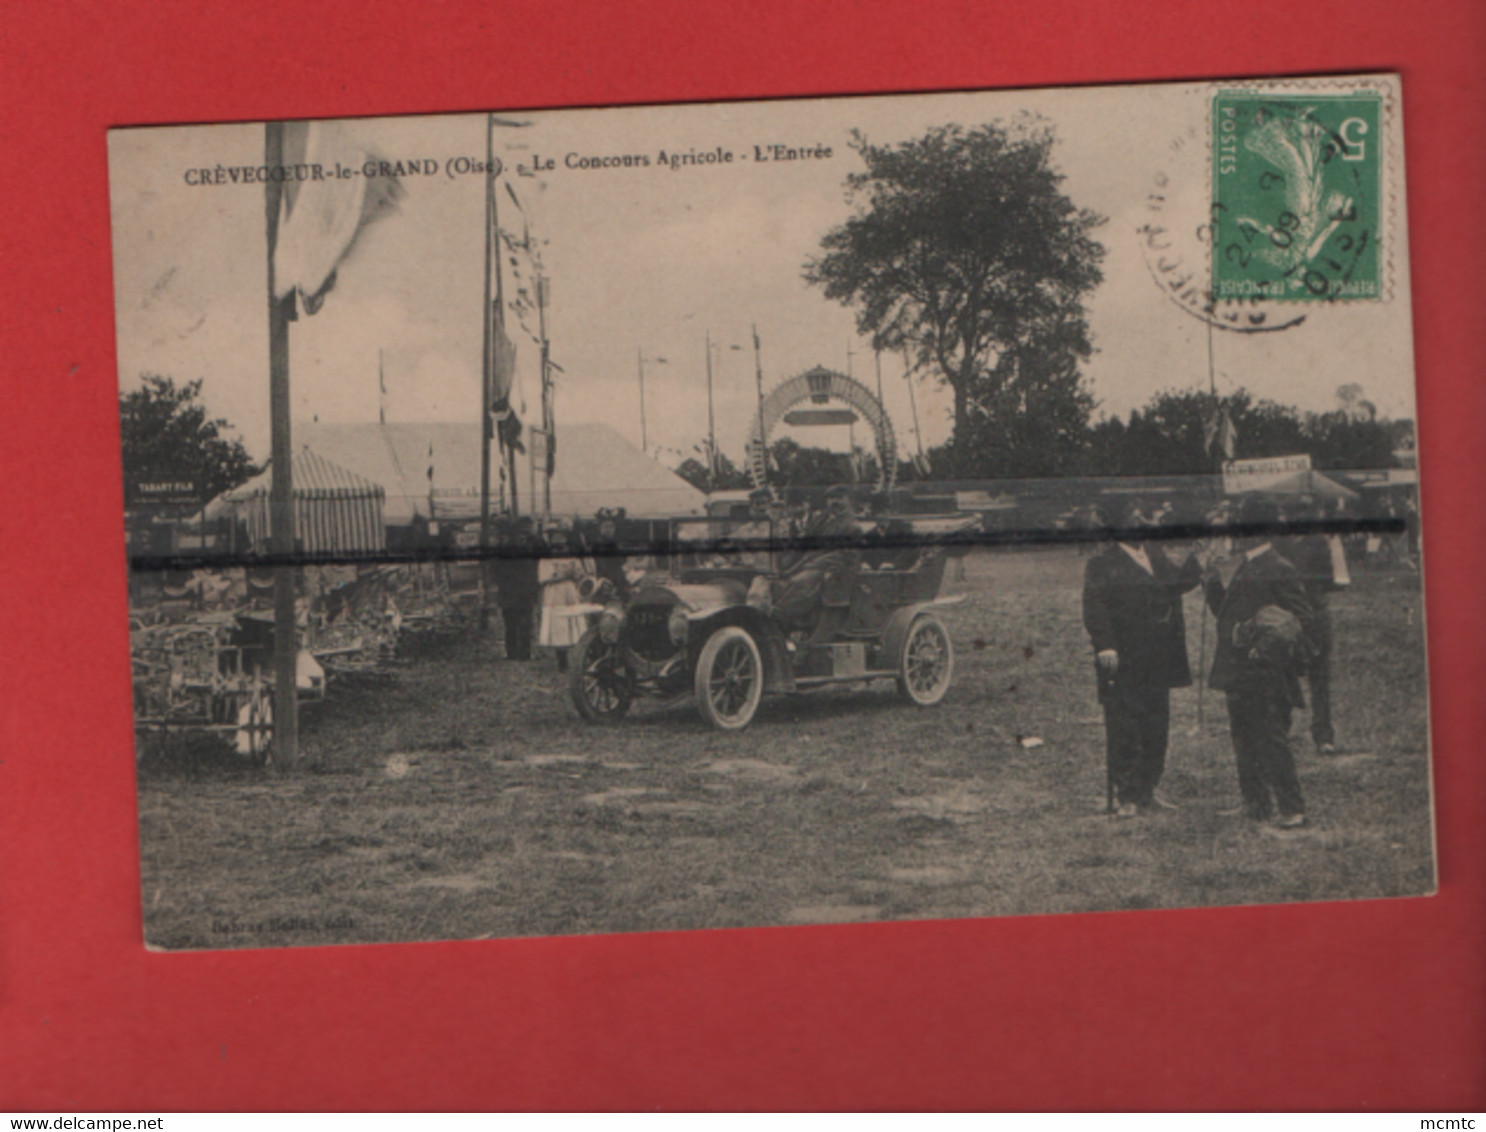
left=694, top=626, right=764, bottom=731
left=897, top=614, right=954, bottom=706
left=570, top=628, right=634, bottom=724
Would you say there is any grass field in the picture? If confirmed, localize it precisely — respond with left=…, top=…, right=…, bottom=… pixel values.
left=136, top=545, right=1434, bottom=949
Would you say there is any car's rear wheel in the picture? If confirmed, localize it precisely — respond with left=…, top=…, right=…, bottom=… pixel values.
left=694, top=626, right=764, bottom=731
left=897, top=614, right=953, bottom=706
left=571, top=628, right=634, bottom=723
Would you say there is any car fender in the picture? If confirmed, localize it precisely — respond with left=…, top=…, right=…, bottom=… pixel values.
left=880, top=595, right=965, bottom=664
left=688, top=606, right=794, bottom=693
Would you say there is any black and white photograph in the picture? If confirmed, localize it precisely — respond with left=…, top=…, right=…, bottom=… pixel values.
left=110, top=75, right=1432, bottom=949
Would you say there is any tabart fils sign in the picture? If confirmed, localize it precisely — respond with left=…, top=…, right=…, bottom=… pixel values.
left=1222, top=453, right=1311, bottom=494
left=127, top=478, right=202, bottom=507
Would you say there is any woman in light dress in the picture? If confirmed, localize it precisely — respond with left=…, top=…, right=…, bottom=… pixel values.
left=537, top=527, right=593, bottom=672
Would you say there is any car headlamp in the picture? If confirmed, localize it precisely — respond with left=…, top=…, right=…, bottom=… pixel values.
left=599, top=605, right=624, bottom=644
left=667, top=606, right=690, bottom=646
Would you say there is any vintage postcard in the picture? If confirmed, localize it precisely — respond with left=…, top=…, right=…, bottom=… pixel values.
left=110, top=75, right=1431, bottom=949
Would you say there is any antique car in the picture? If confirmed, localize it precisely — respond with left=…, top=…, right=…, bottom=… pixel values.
left=568, top=513, right=963, bottom=731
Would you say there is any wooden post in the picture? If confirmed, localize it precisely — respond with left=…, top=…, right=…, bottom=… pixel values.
left=637, top=347, right=648, bottom=455
left=536, top=268, right=552, bottom=517
left=705, top=330, right=716, bottom=488
left=264, top=121, right=299, bottom=765
left=478, top=114, right=496, bottom=628
left=752, top=325, right=767, bottom=482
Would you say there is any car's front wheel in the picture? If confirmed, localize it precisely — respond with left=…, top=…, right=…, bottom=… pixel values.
left=897, top=613, right=954, bottom=706
left=693, top=625, right=764, bottom=731
left=570, top=628, right=634, bottom=724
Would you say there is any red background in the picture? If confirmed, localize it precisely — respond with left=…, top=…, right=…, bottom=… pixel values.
left=2, top=0, right=1483, bottom=1111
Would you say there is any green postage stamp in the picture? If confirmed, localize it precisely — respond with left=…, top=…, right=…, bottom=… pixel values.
left=1212, top=89, right=1384, bottom=301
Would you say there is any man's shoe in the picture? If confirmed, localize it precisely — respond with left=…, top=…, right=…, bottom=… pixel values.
left=1318, top=743, right=1338, bottom=755
left=1218, top=803, right=1272, bottom=821
left=1274, top=813, right=1307, bottom=829
left=1115, top=802, right=1139, bottom=819
left=1148, top=793, right=1180, bottom=811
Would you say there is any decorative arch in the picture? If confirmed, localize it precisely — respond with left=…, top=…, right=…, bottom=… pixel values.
left=747, top=366, right=898, bottom=495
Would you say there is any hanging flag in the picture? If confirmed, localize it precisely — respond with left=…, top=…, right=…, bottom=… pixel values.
left=1204, top=406, right=1238, bottom=460
left=1216, top=409, right=1238, bottom=460
left=490, top=324, right=518, bottom=417
left=542, top=377, right=557, bottom=477
left=498, top=413, right=525, bottom=454
left=274, top=121, right=405, bottom=313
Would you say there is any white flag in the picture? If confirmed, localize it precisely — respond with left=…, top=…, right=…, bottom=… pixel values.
left=274, top=121, right=404, bottom=311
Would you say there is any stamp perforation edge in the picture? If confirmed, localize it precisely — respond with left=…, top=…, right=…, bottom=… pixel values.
left=1203, top=74, right=1398, bottom=304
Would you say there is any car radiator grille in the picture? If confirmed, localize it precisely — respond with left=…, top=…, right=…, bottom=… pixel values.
left=626, top=609, right=679, bottom=663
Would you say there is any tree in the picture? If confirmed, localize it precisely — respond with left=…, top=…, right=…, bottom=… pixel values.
left=674, top=438, right=888, bottom=493
left=1081, top=387, right=1397, bottom=478
left=1098, top=389, right=1307, bottom=476
left=766, top=437, right=877, bottom=487
left=934, top=317, right=1096, bottom=478
left=805, top=120, right=1106, bottom=477
left=674, top=449, right=751, bottom=494
left=120, top=375, right=259, bottom=504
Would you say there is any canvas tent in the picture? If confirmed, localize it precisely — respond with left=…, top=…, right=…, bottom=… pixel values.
left=295, top=421, right=707, bottom=525
left=206, top=445, right=387, bottom=555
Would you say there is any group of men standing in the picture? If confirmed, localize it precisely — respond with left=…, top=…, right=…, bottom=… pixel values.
left=1082, top=494, right=1342, bottom=830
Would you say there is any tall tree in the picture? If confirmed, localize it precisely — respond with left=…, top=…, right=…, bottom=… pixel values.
left=805, top=120, right=1105, bottom=476
left=119, top=375, right=259, bottom=504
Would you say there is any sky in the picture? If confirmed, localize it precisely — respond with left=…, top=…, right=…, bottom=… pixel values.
left=109, top=77, right=1414, bottom=470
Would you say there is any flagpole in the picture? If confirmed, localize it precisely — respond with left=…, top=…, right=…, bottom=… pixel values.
left=264, top=120, right=299, bottom=766
left=705, top=329, right=717, bottom=489
left=902, top=346, right=925, bottom=471
left=637, top=347, right=648, bottom=455
left=1196, top=312, right=1220, bottom=731
left=478, top=115, right=496, bottom=626
left=751, top=324, right=767, bottom=484
left=536, top=263, right=552, bottom=517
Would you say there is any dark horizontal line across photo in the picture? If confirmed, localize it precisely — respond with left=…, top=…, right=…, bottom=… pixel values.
left=127, top=517, right=1407, bottom=574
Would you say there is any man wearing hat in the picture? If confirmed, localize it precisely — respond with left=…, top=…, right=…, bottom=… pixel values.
left=489, top=517, right=540, bottom=661
left=1284, top=496, right=1347, bottom=754
left=1204, top=496, right=1316, bottom=828
left=775, top=485, right=863, bottom=642
left=589, top=511, right=630, bottom=602
left=1082, top=495, right=1203, bottom=817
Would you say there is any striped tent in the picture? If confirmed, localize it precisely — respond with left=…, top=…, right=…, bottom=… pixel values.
left=210, top=446, right=387, bottom=555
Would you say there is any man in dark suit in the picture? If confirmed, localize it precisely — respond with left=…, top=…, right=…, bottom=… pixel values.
left=1082, top=496, right=1202, bottom=817
left=1204, top=496, right=1316, bottom=828
left=776, top=485, right=863, bottom=642
left=589, top=512, right=630, bottom=602
left=1285, top=496, right=1347, bottom=754
left=489, top=517, right=541, bottom=661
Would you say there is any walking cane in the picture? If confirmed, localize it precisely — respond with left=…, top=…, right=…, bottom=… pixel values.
left=1196, top=593, right=1208, bottom=732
